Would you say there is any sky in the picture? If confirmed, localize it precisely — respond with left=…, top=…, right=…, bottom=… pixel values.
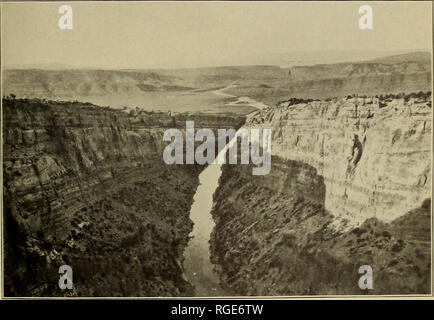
left=1, top=1, right=432, bottom=69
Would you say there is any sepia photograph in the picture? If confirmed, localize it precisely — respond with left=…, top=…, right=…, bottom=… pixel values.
left=0, top=1, right=432, bottom=299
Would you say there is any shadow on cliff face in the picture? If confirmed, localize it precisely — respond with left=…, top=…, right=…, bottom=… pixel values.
left=2, top=97, right=245, bottom=297
left=210, top=156, right=431, bottom=295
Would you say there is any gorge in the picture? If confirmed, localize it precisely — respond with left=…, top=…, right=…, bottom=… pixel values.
left=2, top=97, right=244, bottom=296
left=2, top=52, right=432, bottom=297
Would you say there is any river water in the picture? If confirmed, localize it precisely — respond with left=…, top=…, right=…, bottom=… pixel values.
left=182, top=85, right=267, bottom=296
left=182, top=163, right=228, bottom=296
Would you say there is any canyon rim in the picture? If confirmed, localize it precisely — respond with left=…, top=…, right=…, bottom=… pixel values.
left=1, top=1, right=433, bottom=297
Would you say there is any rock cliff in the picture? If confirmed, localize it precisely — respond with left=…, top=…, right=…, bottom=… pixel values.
left=246, top=93, right=431, bottom=227
left=211, top=93, right=431, bottom=295
left=2, top=97, right=244, bottom=296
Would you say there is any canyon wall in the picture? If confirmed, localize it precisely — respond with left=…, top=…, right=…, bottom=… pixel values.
left=211, top=94, right=431, bottom=295
left=211, top=158, right=430, bottom=295
left=2, top=98, right=244, bottom=296
left=246, top=94, right=431, bottom=227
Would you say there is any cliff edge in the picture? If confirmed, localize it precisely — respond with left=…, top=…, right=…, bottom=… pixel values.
left=211, top=92, right=431, bottom=295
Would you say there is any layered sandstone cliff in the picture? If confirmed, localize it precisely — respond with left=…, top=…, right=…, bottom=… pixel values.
left=246, top=93, right=431, bottom=227
left=2, top=97, right=244, bottom=296
left=211, top=93, right=431, bottom=295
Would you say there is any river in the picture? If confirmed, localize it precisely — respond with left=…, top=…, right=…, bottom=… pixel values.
left=182, top=84, right=268, bottom=296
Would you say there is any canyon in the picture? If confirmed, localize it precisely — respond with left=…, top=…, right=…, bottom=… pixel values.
left=2, top=97, right=244, bottom=296
left=2, top=51, right=432, bottom=297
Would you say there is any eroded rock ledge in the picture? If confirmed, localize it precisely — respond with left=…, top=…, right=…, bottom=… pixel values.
left=246, top=94, right=431, bottom=227
left=3, top=97, right=244, bottom=297
left=211, top=157, right=430, bottom=295
left=211, top=94, right=431, bottom=295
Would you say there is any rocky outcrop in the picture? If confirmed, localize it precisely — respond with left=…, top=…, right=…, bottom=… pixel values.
left=211, top=93, right=431, bottom=295
left=245, top=93, right=431, bottom=227
left=211, top=158, right=430, bottom=295
left=2, top=97, right=244, bottom=297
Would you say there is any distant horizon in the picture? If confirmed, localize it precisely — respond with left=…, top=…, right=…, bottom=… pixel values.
left=3, top=49, right=431, bottom=71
